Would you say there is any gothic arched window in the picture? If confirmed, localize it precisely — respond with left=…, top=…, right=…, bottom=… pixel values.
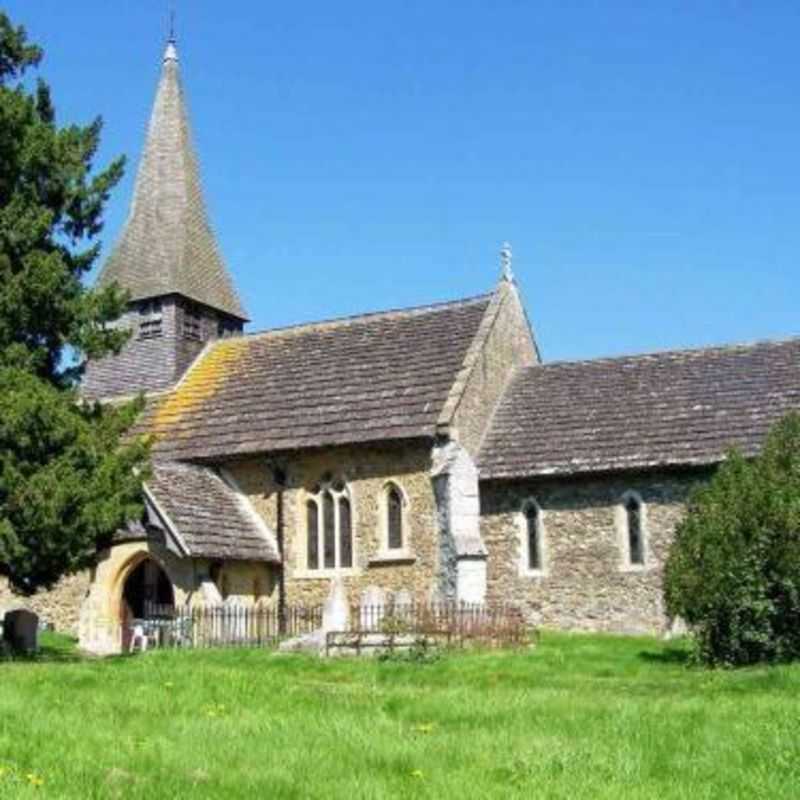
left=339, top=496, right=353, bottom=569
left=306, top=501, right=319, bottom=570
left=520, top=499, right=545, bottom=574
left=323, top=491, right=336, bottom=569
left=387, top=485, right=404, bottom=551
left=306, top=480, right=354, bottom=571
left=624, top=493, right=645, bottom=566
left=525, top=503, right=541, bottom=571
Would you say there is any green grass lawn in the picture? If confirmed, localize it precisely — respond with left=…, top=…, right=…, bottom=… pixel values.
left=1, top=632, right=798, bottom=799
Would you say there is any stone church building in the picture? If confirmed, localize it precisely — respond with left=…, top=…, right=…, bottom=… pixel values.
left=3, top=39, right=797, bottom=653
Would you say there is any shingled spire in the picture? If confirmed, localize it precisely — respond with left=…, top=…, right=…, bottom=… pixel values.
left=83, top=38, right=247, bottom=401
left=97, top=38, right=247, bottom=320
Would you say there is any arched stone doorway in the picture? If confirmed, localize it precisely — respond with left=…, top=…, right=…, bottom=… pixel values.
left=120, top=557, right=175, bottom=622
left=79, top=542, right=188, bottom=655
left=118, top=556, right=175, bottom=652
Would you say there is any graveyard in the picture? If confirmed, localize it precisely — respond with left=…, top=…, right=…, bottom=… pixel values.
left=1, top=631, right=799, bottom=799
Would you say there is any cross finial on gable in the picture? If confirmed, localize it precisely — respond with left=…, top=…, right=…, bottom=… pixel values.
left=500, top=241, right=514, bottom=282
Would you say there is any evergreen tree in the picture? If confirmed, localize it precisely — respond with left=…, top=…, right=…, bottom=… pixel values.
left=0, top=12, right=148, bottom=593
left=665, top=413, right=800, bottom=665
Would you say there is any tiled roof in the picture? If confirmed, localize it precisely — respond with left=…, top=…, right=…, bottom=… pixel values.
left=96, top=41, right=247, bottom=320
left=479, top=337, right=800, bottom=479
left=146, top=462, right=279, bottom=561
left=142, top=295, right=492, bottom=460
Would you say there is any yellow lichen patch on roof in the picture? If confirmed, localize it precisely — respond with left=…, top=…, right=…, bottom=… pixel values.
left=150, top=338, right=248, bottom=438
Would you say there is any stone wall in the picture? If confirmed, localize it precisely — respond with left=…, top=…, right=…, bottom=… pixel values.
left=0, top=573, right=91, bottom=634
left=226, top=440, right=441, bottom=608
left=480, top=470, right=710, bottom=634
left=198, top=558, right=278, bottom=605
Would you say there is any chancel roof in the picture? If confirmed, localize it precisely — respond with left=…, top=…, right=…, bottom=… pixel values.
left=96, top=41, right=247, bottom=320
left=145, top=462, right=279, bottom=562
left=479, top=337, right=800, bottom=479
left=140, top=294, right=493, bottom=461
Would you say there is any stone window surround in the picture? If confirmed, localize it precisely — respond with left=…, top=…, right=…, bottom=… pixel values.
left=615, top=490, right=650, bottom=572
left=295, top=479, right=360, bottom=579
left=369, top=480, right=416, bottom=565
left=517, top=497, right=547, bottom=577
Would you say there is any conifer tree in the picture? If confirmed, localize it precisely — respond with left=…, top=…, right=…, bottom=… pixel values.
left=665, top=413, right=800, bottom=665
left=0, top=12, right=148, bottom=593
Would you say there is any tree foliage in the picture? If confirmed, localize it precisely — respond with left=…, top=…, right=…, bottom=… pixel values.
left=0, top=13, right=148, bottom=593
left=665, top=413, right=800, bottom=666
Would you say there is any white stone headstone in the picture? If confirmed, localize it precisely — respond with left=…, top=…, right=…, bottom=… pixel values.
left=3, top=609, right=38, bottom=654
left=394, top=589, right=413, bottom=608
left=361, top=585, right=385, bottom=607
left=199, top=578, right=223, bottom=605
left=322, top=577, right=349, bottom=632
left=360, top=585, right=386, bottom=629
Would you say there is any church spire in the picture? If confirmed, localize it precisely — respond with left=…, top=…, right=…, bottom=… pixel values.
left=97, top=36, right=247, bottom=321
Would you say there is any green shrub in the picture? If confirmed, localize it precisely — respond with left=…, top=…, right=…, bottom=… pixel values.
left=665, top=413, right=800, bottom=666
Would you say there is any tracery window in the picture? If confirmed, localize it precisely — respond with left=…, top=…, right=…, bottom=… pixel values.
left=306, top=478, right=353, bottom=571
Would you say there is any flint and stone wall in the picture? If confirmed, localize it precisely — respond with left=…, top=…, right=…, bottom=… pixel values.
left=226, top=440, right=441, bottom=608
left=0, top=573, right=91, bottom=634
left=480, top=471, right=709, bottom=634
left=201, top=559, right=277, bottom=605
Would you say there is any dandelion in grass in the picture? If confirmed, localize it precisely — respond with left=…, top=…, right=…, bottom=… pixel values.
left=414, top=722, right=435, bottom=734
left=410, top=769, right=425, bottom=779
left=26, top=772, right=44, bottom=787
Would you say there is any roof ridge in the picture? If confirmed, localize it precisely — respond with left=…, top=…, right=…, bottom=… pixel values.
left=529, top=334, right=800, bottom=371
left=233, top=292, right=494, bottom=342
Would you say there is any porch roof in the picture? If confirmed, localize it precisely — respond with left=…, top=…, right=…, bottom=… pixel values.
left=145, top=462, right=280, bottom=563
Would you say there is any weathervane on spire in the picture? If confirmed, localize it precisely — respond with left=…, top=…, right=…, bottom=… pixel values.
left=164, top=2, right=178, bottom=62
left=500, top=241, right=514, bottom=282
left=168, top=1, right=176, bottom=43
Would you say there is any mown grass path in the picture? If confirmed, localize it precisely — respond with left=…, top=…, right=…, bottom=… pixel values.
left=1, top=633, right=798, bottom=798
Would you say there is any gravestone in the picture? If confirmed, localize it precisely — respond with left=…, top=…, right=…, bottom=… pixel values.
left=279, top=577, right=349, bottom=656
left=360, top=585, right=386, bottom=629
left=3, top=609, right=39, bottom=654
left=361, top=585, right=385, bottom=607
left=322, top=577, right=349, bottom=632
left=394, top=589, right=413, bottom=608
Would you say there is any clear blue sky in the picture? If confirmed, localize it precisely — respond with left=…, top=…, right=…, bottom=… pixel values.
left=7, top=1, right=800, bottom=360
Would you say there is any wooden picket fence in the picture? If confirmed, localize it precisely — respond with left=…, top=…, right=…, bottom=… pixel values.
left=127, top=603, right=322, bottom=650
